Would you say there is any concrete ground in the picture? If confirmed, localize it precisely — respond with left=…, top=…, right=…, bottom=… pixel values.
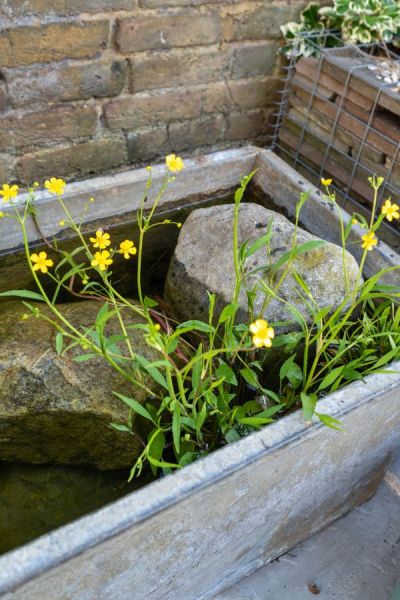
left=215, top=455, right=400, bottom=600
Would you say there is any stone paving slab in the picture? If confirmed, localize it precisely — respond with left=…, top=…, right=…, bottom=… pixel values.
left=215, top=464, right=400, bottom=600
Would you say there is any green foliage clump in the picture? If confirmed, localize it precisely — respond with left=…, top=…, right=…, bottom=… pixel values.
left=281, top=0, right=400, bottom=58
left=1, top=164, right=399, bottom=480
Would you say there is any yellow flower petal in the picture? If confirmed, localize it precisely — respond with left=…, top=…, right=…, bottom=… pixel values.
left=166, top=154, right=184, bottom=173
left=44, top=177, right=66, bottom=196
left=0, top=183, right=19, bottom=202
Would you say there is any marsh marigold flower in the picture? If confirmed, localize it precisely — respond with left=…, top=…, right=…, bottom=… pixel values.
left=361, top=231, right=378, bottom=252
left=321, top=177, right=332, bottom=186
left=166, top=154, right=184, bottom=173
left=0, top=184, right=19, bottom=202
left=118, top=239, right=137, bottom=259
left=30, top=251, right=54, bottom=274
left=90, top=229, right=111, bottom=249
left=250, top=319, right=275, bottom=348
left=381, top=198, right=400, bottom=222
left=91, top=250, right=113, bottom=271
left=45, top=178, right=66, bottom=196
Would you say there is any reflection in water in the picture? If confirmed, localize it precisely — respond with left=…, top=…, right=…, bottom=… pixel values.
left=0, top=462, right=149, bottom=555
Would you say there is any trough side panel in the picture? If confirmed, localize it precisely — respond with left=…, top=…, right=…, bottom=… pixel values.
left=1, top=382, right=399, bottom=600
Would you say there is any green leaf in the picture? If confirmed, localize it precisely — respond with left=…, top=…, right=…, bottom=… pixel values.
left=280, top=355, right=303, bottom=389
left=240, top=366, right=259, bottom=388
left=135, top=354, right=169, bottom=390
left=172, top=405, right=181, bottom=454
left=176, top=320, right=214, bottom=333
left=148, top=429, right=165, bottom=462
left=195, top=400, right=208, bottom=434
left=216, top=361, right=238, bottom=386
left=301, top=392, right=317, bottom=422
left=318, top=366, right=344, bottom=391
left=256, top=404, right=285, bottom=418
left=0, top=290, right=45, bottom=302
left=179, top=451, right=196, bottom=467
left=55, top=333, right=63, bottom=356
left=218, top=303, right=239, bottom=324
left=114, top=392, right=156, bottom=424
left=73, top=353, right=98, bottom=362
left=225, top=428, right=241, bottom=443
left=245, top=231, right=273, bottom=258
left=110, top=423, right=132, bottom=433
left=191, top=344, right=203, bottom=393
left=143, top=296, right=158, bottom=308
left=166, top=337, right=179, bottom=354
left=238, top=416, right=273, bottom=427
left=147, top=455, right=179, bottom=470
left=315, top=412, right=344, bottom=432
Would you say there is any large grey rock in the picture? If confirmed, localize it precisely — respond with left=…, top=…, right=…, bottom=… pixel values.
left=0, top=300, right=158, bottom=470
left=165, top=203, right=361, bottom=327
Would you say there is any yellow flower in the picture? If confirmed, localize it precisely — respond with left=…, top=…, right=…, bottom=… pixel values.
left=91, top=250, right=113, bottom=271
left=90, top=229, right=111, bottom=249
left=166, top=154, right=184, bottom=173
left=381, top=198, right=400, bottom=222
left=351, top=217, right=358, bottom=225
left=59, top=220, right=66, bottom=226
left=154, top=323, right=161, bottom=331
left=177, top=222, right=182, bottom=228
left=118, top=239, right=137, bottom=259
left=321, top=177, right=332, bottom=186
left=45, top=177, right=66, bottom=195
left=0, top=183, right=19, bottom=202
left=30, top=251, right=54, bottom=274
left=249, top=319, right=275, bottom=348
left=361, top=231, right=378, bottom=252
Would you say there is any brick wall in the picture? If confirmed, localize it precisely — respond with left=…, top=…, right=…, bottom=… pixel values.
left=0, top=0, right=307, bottom=184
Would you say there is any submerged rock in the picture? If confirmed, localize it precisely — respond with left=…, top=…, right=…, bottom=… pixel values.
left=0, top=300, right=158, bottom=470
left=165, top=203, right=361, bottom=328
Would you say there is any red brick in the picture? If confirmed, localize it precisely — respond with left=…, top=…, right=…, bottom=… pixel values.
left=116, top=14, right=220, bottom=52
left=6, top=60, right=128, bottom=108
left=0, top=104, right=98, bottom=152
left=231, top=42, right=278, bottom=80
left=225, top=109, right=271, bottom=141
left=131, top=47, right=229, bottom=93
left=0, top=0, right=134, bottom=16
left=168, top=115, right=225, bottom=151
left=104, top=90, right=202, bottom=130
left=0, top=21, right=109, bottom=68
left=223, top=3, right=306, bottom=41
left=140, top=0, right=234, bottom=5
left=15, top=136, right=128, bottom=183
left=127, top=127, right=169, bottom=163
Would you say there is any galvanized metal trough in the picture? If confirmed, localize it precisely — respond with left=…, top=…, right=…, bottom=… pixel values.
left=0, top=147, right=399, bottom=600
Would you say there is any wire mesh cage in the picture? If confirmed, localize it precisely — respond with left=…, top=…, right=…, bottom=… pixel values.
left=268, top=31, right=400, bottom=251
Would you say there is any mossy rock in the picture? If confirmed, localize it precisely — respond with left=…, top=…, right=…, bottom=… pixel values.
left=165, top=203, right=361, bottom=330
left=0, top=300, right=159, bottom=470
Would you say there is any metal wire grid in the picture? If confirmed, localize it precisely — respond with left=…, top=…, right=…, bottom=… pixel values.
left=267, top=31, right=400, bottom=249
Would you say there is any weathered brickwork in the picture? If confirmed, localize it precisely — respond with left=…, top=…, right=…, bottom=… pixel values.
left=0, top=0, right=308, bottom=184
